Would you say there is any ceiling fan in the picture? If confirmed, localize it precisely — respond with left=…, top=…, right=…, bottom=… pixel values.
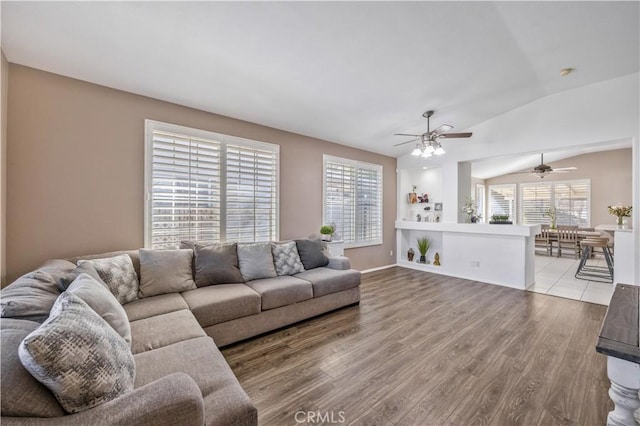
left=527, top=153, right=577, bottom=178
left=394, top=110, right=472, bottom=157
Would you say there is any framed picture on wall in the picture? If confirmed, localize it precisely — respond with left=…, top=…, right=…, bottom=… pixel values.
left=434, top=202, right=443, bottom=211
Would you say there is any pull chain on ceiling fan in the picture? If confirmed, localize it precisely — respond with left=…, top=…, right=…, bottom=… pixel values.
left=394, top=110, right=472, bottom=158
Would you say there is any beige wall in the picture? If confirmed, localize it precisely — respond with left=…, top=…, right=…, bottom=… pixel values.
left=484, top=148, right=632, bottom=226
left=5, top=64, right=397, bottom=283
left=1, top=52, right=8, bottom=285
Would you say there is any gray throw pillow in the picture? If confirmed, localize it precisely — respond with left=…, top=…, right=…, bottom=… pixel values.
left=57, top=262, right=107, bottom=291
left=138, top=249, right=196, bottom=298
left=295, top=239, right=330, bottom=270
left=181, top=242, right=243, bottom=286
left=18, top=292, right=135, bottom=414
left=78, top=254, right=139, bottom=304
left=271, top=241, right=305, bottom=276
left=237, top=242, right=277, bottom=282
left=67, top=273, right=132, bottom=346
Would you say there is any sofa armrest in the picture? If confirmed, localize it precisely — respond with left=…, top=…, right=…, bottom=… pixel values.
left=327, top=256, right=351, bottom=270
left=2, top=373, right=204, bottom=426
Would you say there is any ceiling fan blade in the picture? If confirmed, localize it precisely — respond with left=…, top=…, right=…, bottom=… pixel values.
left=393, top=139, right=419, bottom=147
left=550, top=170, right=570, bottom=173
left=439, top=132, right=472, bottom=139
left=394, top=133, right=421, bottom=137
left=431, top=124, right=453, bottom=135
left=552, top=167, right=577, bottom=171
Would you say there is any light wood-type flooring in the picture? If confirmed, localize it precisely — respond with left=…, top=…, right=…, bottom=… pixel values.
left=221, top=267, right=612, bottom=426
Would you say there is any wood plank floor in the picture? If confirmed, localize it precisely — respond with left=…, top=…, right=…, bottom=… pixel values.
left=221, top=267, right=612, bottom=426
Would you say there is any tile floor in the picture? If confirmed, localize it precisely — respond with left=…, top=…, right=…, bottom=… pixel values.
left=527, top=253, right=614, bottom=306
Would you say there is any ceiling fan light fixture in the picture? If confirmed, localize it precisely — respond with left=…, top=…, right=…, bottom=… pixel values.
left=411, top=145, right=422, bottom=156
left=434, top=146, right=446, bottom=156
left=423, top=144, right=435, bottom=154
left=421, top=149, right=433, bottom=158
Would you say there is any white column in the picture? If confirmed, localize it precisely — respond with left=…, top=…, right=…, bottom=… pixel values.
left=607, top=356, right=640, bottom=426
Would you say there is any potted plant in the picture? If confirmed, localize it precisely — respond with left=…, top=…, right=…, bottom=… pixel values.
left=545, top=207, right=557, bottom=229
left=416, top=236, right=431, bottom=264
left=608, top=203, right=632, bottom=226
left=489, top=214, right=512, bottom=224
left=461, top=196, right=479, bottom=223
left=320, top=224, right=335, bottom=241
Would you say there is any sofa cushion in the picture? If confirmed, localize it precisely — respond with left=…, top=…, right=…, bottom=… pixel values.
left=1, top=272, right=61, bottom=323
left=237, top=242, right=277, bottom=281
left=129, top=309, right=206, bottom=354
left=138, top=249, right=196, bottom=298
left=18, top=292, right=135, bottom=414
left=123, top=293, right=190, bottom=322
left=271, top=241, right=305, bottom=276
left=67, top=273, right=132, bottom=346
left=246, top=276, right=313, bottom=310
left=1, top=318, right=65, bottom=417
left=182, top=284, right=261, bottom=327
left=294, top=267, right=361, bottom=298
left=181, top=242, right=244, bottom=286
left=78, top=254, right=139, bottom=304
left=134, top=337, right=256, bottom=426
left=295, top=239, right=329, bottom=270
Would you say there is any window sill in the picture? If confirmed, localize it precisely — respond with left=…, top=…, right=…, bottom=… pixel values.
left=344, top=240, right=383, bottom=250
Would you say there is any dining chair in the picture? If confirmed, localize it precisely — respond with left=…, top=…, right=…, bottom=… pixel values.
left=556, top=225, right=579, bottom=258
left=575, top=237, right=614, bottom=283
left=535, top=224, right=552, bottom=256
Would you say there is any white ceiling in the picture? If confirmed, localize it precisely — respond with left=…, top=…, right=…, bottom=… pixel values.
left=2, top=1, right=639, bottom=158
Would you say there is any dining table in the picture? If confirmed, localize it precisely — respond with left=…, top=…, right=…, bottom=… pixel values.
left=545, top=228, right=604, bottom=257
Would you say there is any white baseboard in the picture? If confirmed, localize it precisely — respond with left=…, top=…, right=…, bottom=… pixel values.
left=359, top=264, right=397, bottom=274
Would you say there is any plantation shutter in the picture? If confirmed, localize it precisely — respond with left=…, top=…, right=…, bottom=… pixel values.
left=324, top=160, right=356, bottom=244
left=225, top=141, right=279, bottom=242
left=520, top=182, right=552, bottom=225
left=356, top=166, right=383, bottom=243
left=148, top=130, right=222, bottom=249
left=554, top=180, right=589, bottom=227
left=145, top=121, right=279, bottom=249
left=323, top=155, right=383, bottom=247
left=489, top=184, right=516, bottom=221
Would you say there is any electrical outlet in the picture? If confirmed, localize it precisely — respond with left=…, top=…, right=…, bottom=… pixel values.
left=470, top=260, right=480, bottom=268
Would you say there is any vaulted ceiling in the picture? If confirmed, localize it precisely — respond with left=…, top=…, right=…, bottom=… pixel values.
left=2, top=1, right=639, bottom=160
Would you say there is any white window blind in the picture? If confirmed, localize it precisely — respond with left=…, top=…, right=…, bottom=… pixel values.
left=554, top=180, right=589, bottom=227
left=226, top=141, right=278, bottom=242
left=489, top=184, right=516, bottom=221
left=323, top=155, right=382, bottom=247
left=145, top=121, right=279, bottom=249
left=519, top=180, right=590, bottom=226
left=475, top=184, right=486, bottom=223
left=520, top=182, right=552, bottom=225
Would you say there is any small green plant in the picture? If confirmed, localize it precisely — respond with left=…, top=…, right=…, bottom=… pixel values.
left=416, top=236, right=431, bottom=256
left=320, top=225, right=334, bottom=235
left=491, top=214, right=510, bottom=222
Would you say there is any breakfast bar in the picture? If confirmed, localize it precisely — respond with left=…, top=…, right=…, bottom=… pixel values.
left=396, top=221, right=540, bottom=289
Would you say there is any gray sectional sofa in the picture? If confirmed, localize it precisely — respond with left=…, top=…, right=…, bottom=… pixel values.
left=1, top=240, right=361, bottom=425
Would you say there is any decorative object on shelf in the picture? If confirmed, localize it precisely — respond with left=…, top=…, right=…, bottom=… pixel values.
left=433, top=252, right=441, bottom=266
left=416, top=214, right=422, bottom=222
left=407, top=248, right=415, bottom=262
left=435, top=215, right=440, bottom=223
left=424, top=206, right=431, bottom=211
left=545, top=207, right=557, bottom=229
left=608, top=203, right=632, bottom=226
left=320, top=224, right=335, bottom=241
left=408, top=185, right=418, bottom=204
left=434, top=202, right=443, bottom=211
left=416, top=237, right=431, bottom=264
left=417, top=193, right=429, bottom=203
left=489, top=214, right=512, bottom=225
left=462, top=196, right=481, bottom=223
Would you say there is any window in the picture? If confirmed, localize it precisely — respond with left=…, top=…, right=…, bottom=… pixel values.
left=475, top=184, right=486, bottom=223
left=145, top=120, right=279, bottom=249
left=520, top=180, right=589, bottom=226
left=323, top=155, right=382, bottom=248
left=488, top=184, right=516, bottom=221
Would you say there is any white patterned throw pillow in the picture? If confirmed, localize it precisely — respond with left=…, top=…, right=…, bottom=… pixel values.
left=18, top=292, right=135, bottom=414
left=271, top=241, right=305, bottom=276
left=78, top=254, right=139, bottom=304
